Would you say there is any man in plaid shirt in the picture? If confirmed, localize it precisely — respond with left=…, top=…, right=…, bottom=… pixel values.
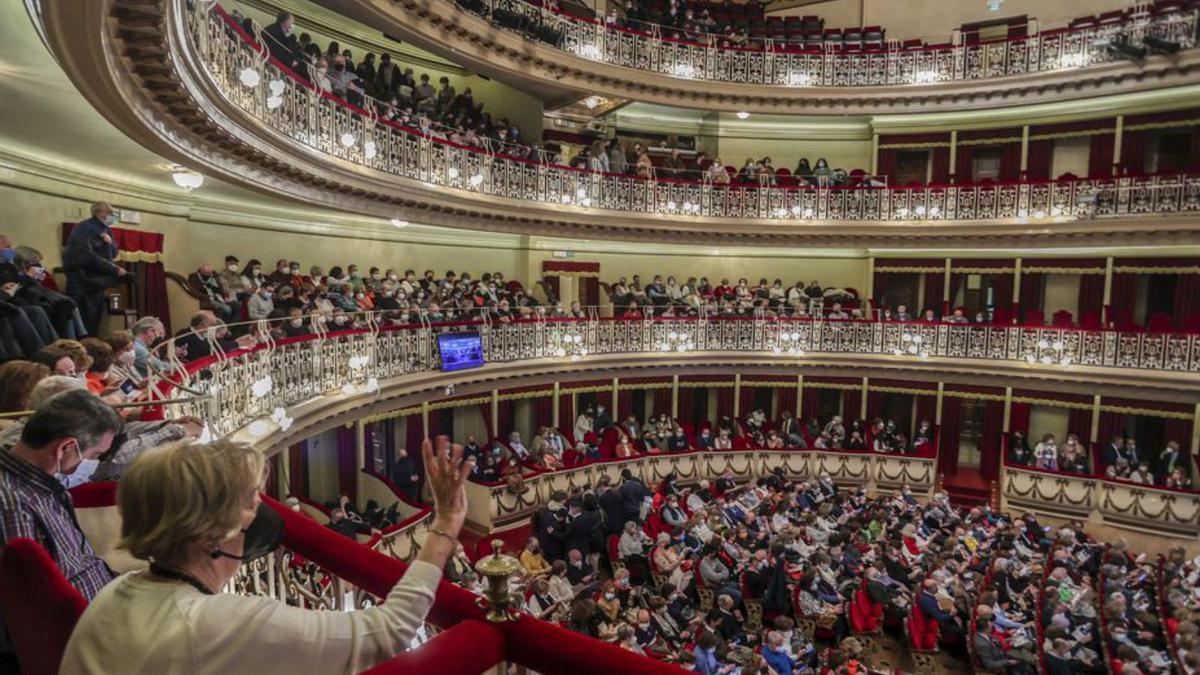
left=0, top=389, right=123, bottom=663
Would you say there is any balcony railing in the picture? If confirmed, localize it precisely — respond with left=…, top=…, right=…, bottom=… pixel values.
left=189, top=3, right=1200, bottom=223
left=152, top=312, right=1200, bottom=441
left=474, top=0, right=1198, bottom=87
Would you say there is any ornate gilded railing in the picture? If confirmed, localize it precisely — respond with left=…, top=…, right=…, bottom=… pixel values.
left=156, top=312, right=1200, bottom=442
left=467, top=447, right=936, bottom=527
left=1001, top=463, right=1200, bottom=538
left=477, top=0, right=1198, bottom=87
left=187, top=3, right=1200, bottom=223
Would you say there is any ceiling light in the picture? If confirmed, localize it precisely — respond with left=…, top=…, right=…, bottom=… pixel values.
left=390, top=218, right=409, bottom=228
left=736, top=111, right=750, bottom=119
left=239, top=67, right=261, bottom=88
left=583, top=96, right=602, bottom=109
left=171, top=169, right=204, bottom=190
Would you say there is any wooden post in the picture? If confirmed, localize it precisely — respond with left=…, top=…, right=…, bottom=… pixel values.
left=611, top=378, right=619, bottom=419
left=935, top=382, right=945, bottom=425
left=490, top=390, right=499, bottom=439
left=860, top=377, right=868, bottom=419
left=552, top=381, right=560, bottom=428
left=1091, top=395, right=1102, bottom=443
left=733, top=374, right=742, bottom=417
left=795, top=374, right=803, bottom=418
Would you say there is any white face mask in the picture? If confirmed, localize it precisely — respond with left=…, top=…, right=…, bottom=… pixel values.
left=290, top=318, right=303, bottom=327
left=117, top=350, right=135, bottom=366
left=227, top=264, right=238, bottom=272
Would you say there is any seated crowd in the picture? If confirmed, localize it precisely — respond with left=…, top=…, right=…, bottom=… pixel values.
left=1101, top=543, right=1179, bottom=674
left=1006, top=431, right=1194, bottom=490
left=1161, top=546, right=1200, bottom=674
left=0, top=234, right=98, bottom=362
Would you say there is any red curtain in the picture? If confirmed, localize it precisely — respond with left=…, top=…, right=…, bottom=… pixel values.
left=617, top=388, right=635, bottom=421
left=1019, top=272, right=1045, bottom=323
left=1067, top=407, right=1094, bottom=445
left=288, top=441, right=308, bottom=498
left=716, top=386, right=734, bottom=418
left=954, top=145, right=973, bottom=182
left=1163, top=418, right=1194, bottom=453
left=653, top=387, right=672, bottom=416
left=581, top=278, right=600, bottom=307
left=265, top=455, right=280, bottom=498
left=1173, top=273, right=1200, bottom=327
left=497, top=400, right=514, bottom=437
left=991, top=273, right=1014, bottom=318
left=535, top=395, right=554, bottom=429
left=866, top=391, right=886, bottom=419
left=738, top=386, right=756, bottom=418
left=999, top=142, right=1021, bottom=181
left=774, top=386, right=797, bottom=420
left=1097, top=412, right=1127, bottom=448
left=915, top=395, right=937, bottom=429
left=1120, top=129, right=1149, bottom=176
left=1026, top=139, right=1053, bottom=180
left=937, top=397, right=963, bottom=476
left=876, top=148, right=897, bottom=181
left=677, top=386, right=695, bottom=425
left=1009, top=402, right=1031, bottom=435
left=479, top=402, right=494, bottom=438
left=1108, top=273, right=1138, bottom=328
left=1078, top=274, right=1105, bottom=324
left=62, top=225, right=171, bottom=333
left=801, top=387, right=822, bottom=423
left=841, top=389, right=863, bottom=423
left=1089, top=133, right=1115, bottom=178
left=979, top=400, right=1004, bottom=480
left=558, top=392, right=575, bottom=433
left=922, top=271, right=945, bottom=316
left=931, top=146, right=951, bottom=184
left=336, top=425, right=357, bottom=503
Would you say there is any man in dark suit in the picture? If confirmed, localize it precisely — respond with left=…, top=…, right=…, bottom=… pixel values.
left=779, top=411, right=805, bottom=448
left=593, top=404, right=612, bottom=432
left=263, top=12, right=301, bottom=72
left=598, top=479, right=625, bottom=537
left=618, top=469, right=649, bottom=523
left=63, top=202, right=127, bottom=335
left=563, top=498, right=601, bottom=558
left=918, top=579, right=964, bottom=636
left=175, top=310, right=242, bottom=362
left=534, top=506, right=566, bottom=562
left=974, top=618, right=1033, bottom=674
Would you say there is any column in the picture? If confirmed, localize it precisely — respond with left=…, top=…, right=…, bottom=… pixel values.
left=552, top=381, right=560, bottom=428
left=421, top=401, right=430, bottom=441
left=1012, top=258, right=1023, bottom=322
left=1112, top=115, right=1123, bottom=175
left=1091, top=395, right=1102, bottom=443
left=948, top=130, right=959, bottom=182
left=1002, top=387, right=1013, bottom=433
left=1191, top=403, right=1200, bottom=460
left=942, top=258, right=952, bottom=315
left=860, top=377, right=868, bottom=419
left=1102, top=257, right=1114, bottom=325
left=490, top=390, right=499, bottom=439
left=795, top=374, right=804, bottom=418
left=611, top=378, right=619, bottom=419
left=1019, top=125, right=1030, bottom=178
left=870, top=133, right=879, bottom=175
left=935, top=382, right=945, bottom=424
left=733, top=374, right=742, bottom=417
left=354, top=419, right=366, bottom=500
left=866, top=257, right=876, bottom=319
left=671, top=375, right=680, bottom=418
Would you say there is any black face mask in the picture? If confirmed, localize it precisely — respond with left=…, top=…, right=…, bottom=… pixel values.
left=211, top=503, right=284, bottom=562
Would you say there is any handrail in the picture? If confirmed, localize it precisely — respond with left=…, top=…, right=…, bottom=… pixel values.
left=186, top=2, right=1200, bottom=224
left=464, top=0, right=1199, bottom=87
left=146, top=310, right=1200, bottom=441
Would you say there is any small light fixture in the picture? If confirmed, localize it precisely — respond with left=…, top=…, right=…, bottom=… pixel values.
left=390, top=218, right=409, bottom=229
left=239, top=67, right=261, bottom=88
left=736, top=111, right=750, bottom=119
left=171, top=169, right=205, bottom=190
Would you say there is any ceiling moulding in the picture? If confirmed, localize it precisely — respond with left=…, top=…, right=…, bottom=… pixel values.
left=317, top=0, right=1200, bottom=115
left=34, top=0, right=1200, bottom=248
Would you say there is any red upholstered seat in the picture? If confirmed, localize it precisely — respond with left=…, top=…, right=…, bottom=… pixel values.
left=0, top=539, right=88, bottom=675
left=1147, top=313, right=1173, bottom=331
left=907, top=601, right=939, bottom=650
left=1079, top=310, right=1102, bottom=330
left=1052, top=310, right=1074, bottom=327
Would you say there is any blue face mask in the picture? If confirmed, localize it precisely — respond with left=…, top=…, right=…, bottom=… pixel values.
left=103, top=213, right=119, bottom=226
left=0, top=248, right=13, bottom=263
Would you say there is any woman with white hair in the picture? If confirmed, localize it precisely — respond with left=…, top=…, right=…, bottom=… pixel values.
left=61, top=436, right=473, bottom=674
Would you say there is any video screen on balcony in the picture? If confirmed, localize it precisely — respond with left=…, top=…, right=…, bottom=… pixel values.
left=438, top=332, right=485, bottom=372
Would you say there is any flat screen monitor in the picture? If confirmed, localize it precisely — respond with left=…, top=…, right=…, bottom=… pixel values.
left=437, top=332, right=484, bottom=372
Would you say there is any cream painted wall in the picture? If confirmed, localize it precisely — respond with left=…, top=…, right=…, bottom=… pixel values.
left=1051, top=137, right=1091, bottom=178
left=1043, top=273, right=1080, bottom=318
left=1029, top=405, right=1069, bottom=443
left=714, top=138, right=874, bottom=174
left=768, top=0, right=1133, bottom=41
left=305, top=427, right=342, bottom=504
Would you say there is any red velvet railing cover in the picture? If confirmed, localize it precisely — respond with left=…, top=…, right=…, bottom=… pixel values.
left=262, top=496, right=688, bottom=675
left=358, top=621, right=506, bottom=674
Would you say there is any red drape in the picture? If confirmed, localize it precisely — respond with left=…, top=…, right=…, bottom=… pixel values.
left=676, top=386, right=695, bottom=425
left=915, top=395, right=937, bottom=430
left=1009, top=402, right=1031, bottom=435
left=716, top=386, right=735, bottom=418
left=931, top=146, right=951, bottom=184
left=1163, top=418, right=1194, bottom=453
left=1019, top=272, right=1045, bottom=323
left=978, top=400, right=1004, bottom=480
left=999, top=142, right=1021, bottom=181
left=497, top=400, right=514, bottom=437
left=535, top=395, right=554, bottom=429
left=1120, top=129, right=1149, bottom=176
left=617, top=388, right=635, bottom=421
left=866, top=391, right=886, bottom=419
left=937, top=397, right=963, bottom=476
left=265, top=454, right=280, bottom=498
left=1067, top=407, right=1094, bottom=445
left=990, top=273, right=1014, bottom=319
left=1078, top=274, right=1105, bottom=323
left=1089, top=133, right=1115, bottom=178
left=288, top=441, right=308, bottom=498
left=738, top=386, right=757, bottom=418
left=1108, top=273, right=1138, bottom=328
left=558, top=392, right=575, bottom=434
left=876, top=148, right=897, bottom=181
left=62, top=224, right=171, bottom=333
left=954, top=145, right=973, bottom=181
left=1097, top=412, right=1127, bottom=449
left=1026, top=139, right=1053, bottom=180
left=1173, top=273, right=1200, bottom=327
left=801, top=386, right=822, bottom=423
left=653, top=387, right=672, bottom=417
left=581, top=278, right=600, bottom=307
left=336, top=425, right=357, bottom=503
left=922, top=271, right=945, bottom=316
left=774, top=386, right=797, bottom=420
left=841, top=389, right=863, bottom=423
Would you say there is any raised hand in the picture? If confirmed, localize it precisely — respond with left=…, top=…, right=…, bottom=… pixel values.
left=422, top=435, right=474, bottom=538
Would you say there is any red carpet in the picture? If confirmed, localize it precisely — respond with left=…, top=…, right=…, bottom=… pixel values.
left=943, top=468, right=992, bottom=508
left=460, top=521, right=534, bottom=562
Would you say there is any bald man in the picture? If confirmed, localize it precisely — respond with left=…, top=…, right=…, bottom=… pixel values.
left=63, top=201, right=127, bottom=335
